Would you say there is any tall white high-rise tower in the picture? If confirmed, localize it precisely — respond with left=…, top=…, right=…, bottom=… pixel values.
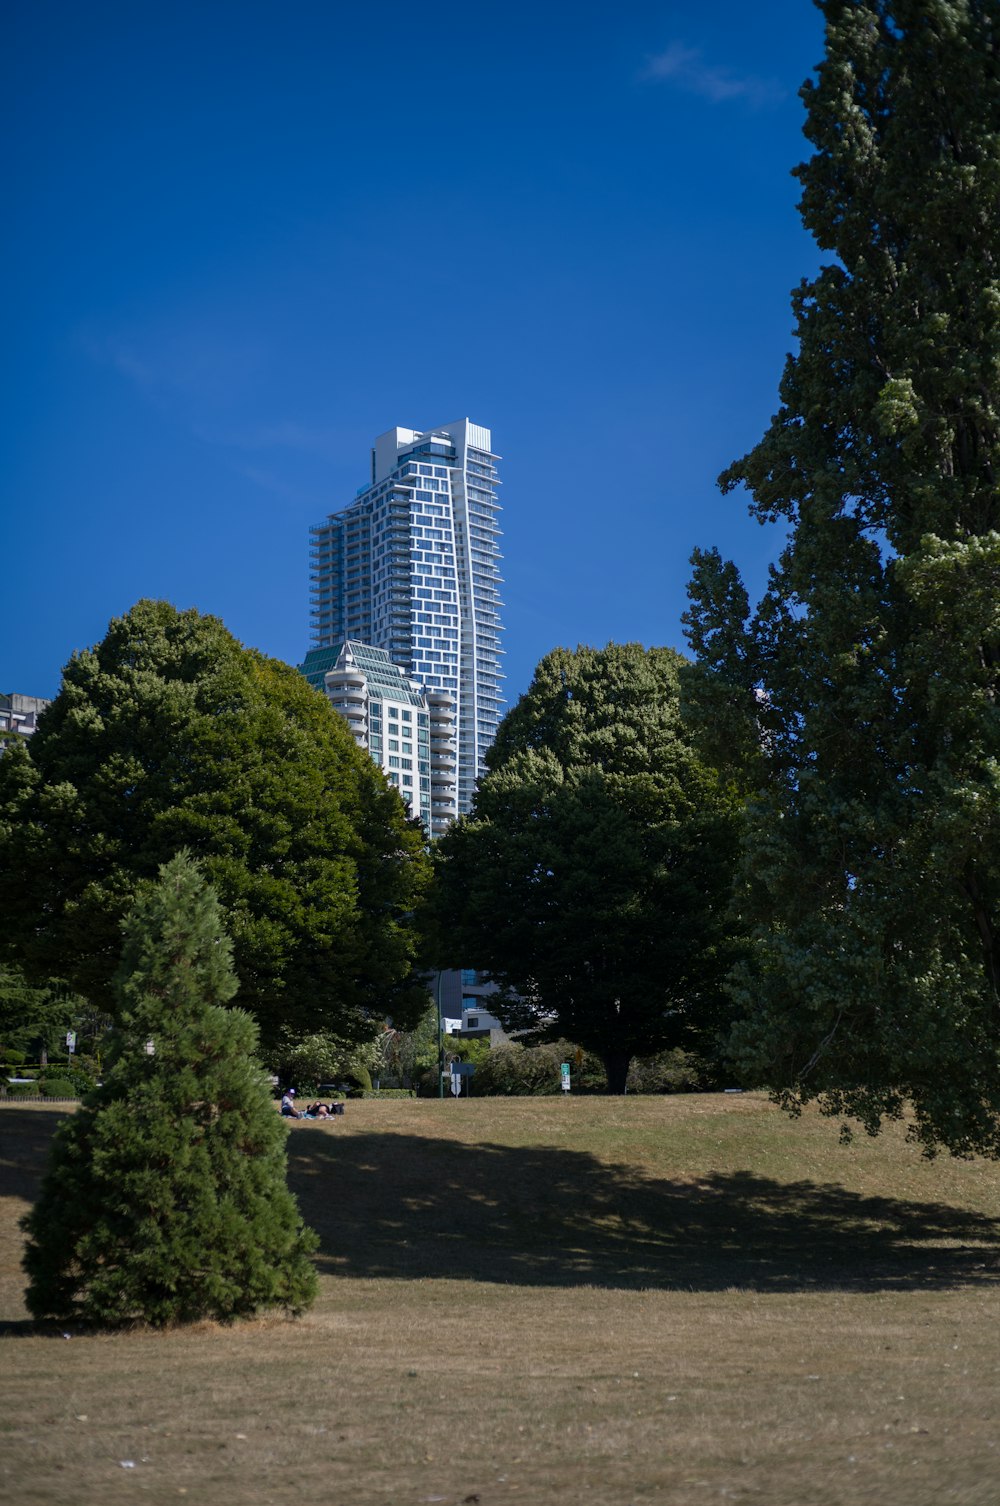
left=309, top=419, right=504, bottom=814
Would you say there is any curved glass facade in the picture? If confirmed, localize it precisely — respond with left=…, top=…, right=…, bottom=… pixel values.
left=309, top=419, right=505, bottom=815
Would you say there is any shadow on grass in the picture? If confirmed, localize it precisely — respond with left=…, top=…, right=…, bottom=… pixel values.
left=4, top=1110, right=999, bottom=1310
left=0, top=1108, right=76, bottom=1337
left=0, top=1106, right=74, bottom=1202
left=288, top=1128, right=1000, bottom=1294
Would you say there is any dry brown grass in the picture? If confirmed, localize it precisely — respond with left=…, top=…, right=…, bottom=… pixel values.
left=3, top=1094, right=1000, bottom=1505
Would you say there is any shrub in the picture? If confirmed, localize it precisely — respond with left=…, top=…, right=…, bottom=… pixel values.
left=277, top=1033, right=381, bottom=1099
left=474, top=1040, right=605, bottom=1097
left=39, top=1063, right=97, bottom=1095
left=360, top=1088, right=415, bottom=1099
left=626, top=1049, right=706, bottom=1094
left=413, top=1067, right=442, bottom=1097
left=39, top=1079, right=77, bottom=1098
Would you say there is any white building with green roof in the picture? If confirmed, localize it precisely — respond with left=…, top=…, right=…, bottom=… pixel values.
left=300, top=641, right=457, bottom=840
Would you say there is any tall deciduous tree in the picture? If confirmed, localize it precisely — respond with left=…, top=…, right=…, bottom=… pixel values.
left=0, top=601, right=430, bottom=1053
left=685, top=0, right=1000, bottom=1155
left=22, top=853, right=318, bottom=1325
left=429, top=644, right=740, bottom=1093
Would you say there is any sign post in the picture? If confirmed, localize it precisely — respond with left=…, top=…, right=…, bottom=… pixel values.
left=449, top=1061, right=475, bottom=1097
left=560, top=1062, right=570, bottom=1093
left=66, top=1031, right=77, bottom=1055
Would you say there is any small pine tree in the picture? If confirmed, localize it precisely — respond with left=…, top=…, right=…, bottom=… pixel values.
left=21, top=852, right=318, bottom=1325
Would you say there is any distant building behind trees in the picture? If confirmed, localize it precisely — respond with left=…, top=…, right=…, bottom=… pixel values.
left=308, top=418, right=505, bottom=815
left=0, top=692, right=50, bottom=752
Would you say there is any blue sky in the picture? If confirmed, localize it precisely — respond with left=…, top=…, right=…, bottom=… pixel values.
left=3, top=0, right=826, bottom=707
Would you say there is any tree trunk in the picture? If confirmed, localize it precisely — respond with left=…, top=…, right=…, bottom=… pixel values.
left=602, top=1052, right=631, bottom=1095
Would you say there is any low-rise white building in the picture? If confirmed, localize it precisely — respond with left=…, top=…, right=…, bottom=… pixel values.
left=300, top=641, right=458, bottom=840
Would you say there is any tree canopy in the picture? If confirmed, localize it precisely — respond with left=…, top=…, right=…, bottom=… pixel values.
left=429, top=644, right=740, bottom=1093
left=0, top=968, right=87, bottom=1061
left=22, top=852, right=317, bottom=1325
left=684, top=0, right=1000, bottom=1154
left=0, top=600, right=430, bottom=1054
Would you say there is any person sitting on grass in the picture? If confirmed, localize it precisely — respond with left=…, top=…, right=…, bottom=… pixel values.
left=280, top=1088, right=301, bottom=1118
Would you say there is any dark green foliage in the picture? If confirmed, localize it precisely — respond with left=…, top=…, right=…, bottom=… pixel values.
left=276, top=1029, right=385, bottom=1096
left=38, top=1061, right=99, bottom=1095
left=454, top=1039, right=702, bottom=1097
left=378, top=1002, right=440, bottom=1088
left=39, top=1079, right=76, bottom=1098
left=626, top=1049, right=708, bottom=1095
left=344, top=1064, right=373, bottom=1093
left=21, top=852, right=318, bottom=1325
left=0, top=967, right=92, bottom=1062
left=681, top=548, right=763, bottom=796
left=429, top=644, right=741, bottom=1092
left=0, top=600, right=430, bottom=1052
left=685, top=1, right=1000, bottom=1154
left=443, top=1033, right=492, bottom=1071
left=471, top=1040, right=606, bottom=1096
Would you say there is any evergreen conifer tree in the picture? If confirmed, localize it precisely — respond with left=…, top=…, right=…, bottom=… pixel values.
left=684, top=1, right=1000, bottom=1154
left=22, top=852, right=318, bottom=1325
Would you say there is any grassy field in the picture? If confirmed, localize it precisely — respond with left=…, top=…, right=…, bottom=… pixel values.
left=2, top=1093, right=1000, bottom=1505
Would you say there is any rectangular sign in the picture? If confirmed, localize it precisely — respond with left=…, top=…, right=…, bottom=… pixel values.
left=560, top=1062, right=570, bottom=1092
left=66, top=1031, right=77, bottom=1052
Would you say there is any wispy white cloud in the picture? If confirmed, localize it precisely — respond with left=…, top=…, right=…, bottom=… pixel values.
left=203, top=420, right=346, bottom=459
left=81, top=326, right=263, bottom=405
left=230, top=462, right=303, bottom=500
left=641, top=42, right=785, bottom=108
left=78, top=324, right=345, bottom=511
left=83, top=334, right=159, bottom=390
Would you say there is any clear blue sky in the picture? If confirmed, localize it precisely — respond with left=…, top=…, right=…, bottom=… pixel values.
left=3, top=0, right=826, bottom=707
